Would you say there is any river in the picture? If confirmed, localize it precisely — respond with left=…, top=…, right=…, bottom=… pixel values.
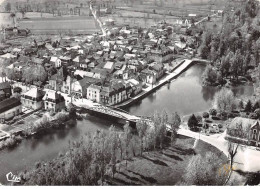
left=0, top=63, right=254, bottom=184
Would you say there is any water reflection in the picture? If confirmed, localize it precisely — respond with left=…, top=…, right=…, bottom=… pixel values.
left=125, top=64, right=254, bottom=116
left=0, top=63, right=254, bottom=184
left=201, top=86, right=218, bottom=102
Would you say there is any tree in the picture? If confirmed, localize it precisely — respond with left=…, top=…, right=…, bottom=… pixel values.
left=188, top=114, right=198, bottom=131
left=214, top=88, right=236, bottom=113
left=239, top=100, right=244, bottom=110
left=226, top=142, right=239, bottom=184
left=202, top=65, right=218, bottom=85
left=183, top=152, right=226, bottom=185
left=123, top=122, right=132, bottom=168
left=171, top=112, right=181, bottom=145
left=196, top=115, right=202, bottom=123
left=245, top=100, right=252, bottom=112
left=13, top=87, right=22, bottom=94
left=202, top=112, right=209, bottom=118
left=209, top=108, right=217, bottom=116
left=136, top=120, right=148, bottom=156
left=6, top=68, right=16, bottom=81
left=252, top=102, right=260, bottom=112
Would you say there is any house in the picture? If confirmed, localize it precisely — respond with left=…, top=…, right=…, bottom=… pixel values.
left=127, top=79, right=142, bottom=96
left=21, top=88, right=45, bottom=110
left=0, top=82, right=12, bottom=102
left=92, top=68, right=109, bottom=79
left=61, top=75, right=73, bottom=95
left=43, top=91, right=65, bottom=112
left=140, top=69, right=157, bottom=85
left=24, top=47, right=37, bottom=56
left=103, top=61, right=115, bottom=73
left=59, top=56, right=72, bottom=65
left=0, top=97, right=22, bottom=123
left=149, top=47, right=173, bottom=63
left=87, top=83, right=102, bottom=103
left=71, top=77, right=97, bottom=99
left=74, top=70, right=94, bottom=78
left=226, top=117, right=260, bottom=147
left=50, top=57, right=62, bottom=68
left=151, top=63, right=165, bottom=80
left=0, top=53, right=16, bottom=61
left=49, top=67, right=67, bottom=91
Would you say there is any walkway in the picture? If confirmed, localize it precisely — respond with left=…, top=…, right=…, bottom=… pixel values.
left=178, top=125, right=260, bottom=173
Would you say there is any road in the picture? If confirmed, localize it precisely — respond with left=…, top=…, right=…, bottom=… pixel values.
left=178, top=125, right=260, bottom=173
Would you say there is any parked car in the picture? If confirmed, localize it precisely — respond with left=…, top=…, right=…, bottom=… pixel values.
left=209, top=124, right=220, bottom=133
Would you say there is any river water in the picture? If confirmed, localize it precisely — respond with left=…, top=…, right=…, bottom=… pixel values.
left=0, top=63, right=254, bottom=184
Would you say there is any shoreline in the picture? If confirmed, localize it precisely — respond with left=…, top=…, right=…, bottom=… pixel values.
left=114, top=58, right=209, bottom=109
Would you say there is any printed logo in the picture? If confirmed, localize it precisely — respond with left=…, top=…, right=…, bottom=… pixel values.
left=218, top=164, right=236, bottom=177
left=6, top=172, right=21, bottom=183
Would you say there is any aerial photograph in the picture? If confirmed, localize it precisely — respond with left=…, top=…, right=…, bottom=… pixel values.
left=0, top=0, right=259, bottom=186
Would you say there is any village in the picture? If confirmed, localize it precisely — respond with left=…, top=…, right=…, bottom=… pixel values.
left=0, top=6, right=200, bottom=128
left=0, top=0, right=260, bottom=186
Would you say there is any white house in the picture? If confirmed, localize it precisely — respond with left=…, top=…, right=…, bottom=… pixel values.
left=87, top=84, right=102, bottom=103
left=50, top=56, right=61, bottom=68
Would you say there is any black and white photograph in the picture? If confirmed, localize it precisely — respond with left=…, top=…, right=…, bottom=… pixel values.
left=0, top=0, right=259, bottom=186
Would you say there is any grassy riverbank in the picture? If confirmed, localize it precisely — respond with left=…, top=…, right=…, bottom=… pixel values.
left=0, top=110, right=77, bottom=151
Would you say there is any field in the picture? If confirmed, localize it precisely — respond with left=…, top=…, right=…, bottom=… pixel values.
left=18, top=16, right=99, bottom=35
left=105, top=135, right=232, bottom=185
left=0, top=12, right=99, bottom=35
left=115, top=0, right=226, bottom=18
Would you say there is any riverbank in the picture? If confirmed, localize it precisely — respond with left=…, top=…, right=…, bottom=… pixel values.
left=0, top=111, right=77, bottom=151
left=115, top=58, right=209, bottom=109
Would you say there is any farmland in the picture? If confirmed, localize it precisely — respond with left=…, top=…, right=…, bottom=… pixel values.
left=18, top=17, right=99, bottom=35
left=0, top=12, right=99, bottom=35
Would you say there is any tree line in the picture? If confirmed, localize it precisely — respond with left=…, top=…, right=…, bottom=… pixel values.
left=200, top=0, right=260, bottom=86
left=18, top=111, right=181, bottom=185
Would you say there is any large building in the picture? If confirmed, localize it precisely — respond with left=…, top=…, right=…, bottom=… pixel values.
left=43, top=91, right=65, bottom=112
left=226, top=117, right=260, bottom=147
left=0, top=97, right=22, bottom=123
left=21, top=88, right=45, bottom=110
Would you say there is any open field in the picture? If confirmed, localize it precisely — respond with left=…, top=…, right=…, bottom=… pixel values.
left=0, top=12, right=99, bottom=35
left=18, top=16, right=99, bottom=35
left=115, top=0, right=226, bottom=18
left=105, top=135, right=230, bottom=185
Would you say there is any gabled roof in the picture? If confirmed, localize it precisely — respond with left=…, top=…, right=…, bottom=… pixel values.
left=0, top=97, right=21, bottom=114
left=228, top=117, right=259, bottom=131
left=104, top=61, right=114, bottom=70
left=23, top=88, right=45, bottom=98
left=43, top=91, right=64, bottom=102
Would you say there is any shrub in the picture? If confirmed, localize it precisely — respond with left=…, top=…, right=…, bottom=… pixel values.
left=212, top=116, right=220, bottom=120
left=209, top=108, right=217, bottom=116
left=196, top=115, right=202, bottom=123
left=249, top=113, right=258, bottom=120
left=254, top=108, right=260, bottom=117
left=245, top=100, right=252, bottom=113
left=218, top=124, right=223, bottom=128
left=202, top=112, right=209, bottom=118
left=188, top=114, right=198, bottom=130
left=13, top=87, right=22, bottom=94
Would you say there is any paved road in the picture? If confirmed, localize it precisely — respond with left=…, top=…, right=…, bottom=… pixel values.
left=178, top=125, right=260, bottom=173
